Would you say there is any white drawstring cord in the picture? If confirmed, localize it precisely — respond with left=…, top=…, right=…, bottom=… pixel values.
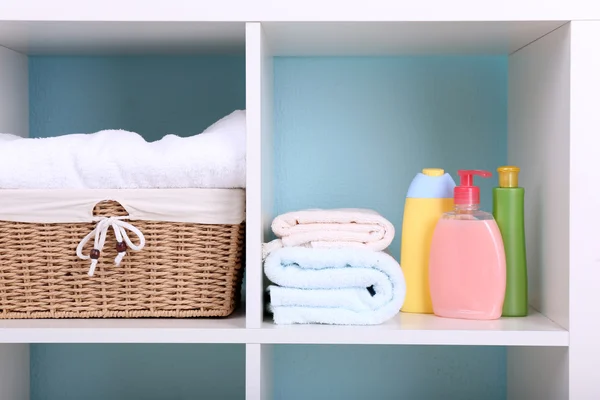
left=76, top=216, right=145, bottom=276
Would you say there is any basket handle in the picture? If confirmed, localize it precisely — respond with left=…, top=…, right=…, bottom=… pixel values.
left=76, top=216, right=145, bottom=276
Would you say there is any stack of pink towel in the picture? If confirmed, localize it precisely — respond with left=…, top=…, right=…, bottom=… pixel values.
left=262, top=208, right=395, bottom=258
left=262, top=208, right=405, bottom=326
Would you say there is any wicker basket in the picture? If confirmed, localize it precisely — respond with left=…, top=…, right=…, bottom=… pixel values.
left=0, top=200, right=245, bottom=319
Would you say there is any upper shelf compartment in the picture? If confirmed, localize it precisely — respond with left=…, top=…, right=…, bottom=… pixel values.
left=0, top=21, right=245, bottom=55
left=0, top=21, right=248, bottom=330
left=0, top=21, right=247, bottom=138
left=263, top=21, right=566, bottom=56
left=246, top=21, right=571, bottom=338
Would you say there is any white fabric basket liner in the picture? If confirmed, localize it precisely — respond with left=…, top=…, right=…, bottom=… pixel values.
left=0, top=188, right=246, bottom=224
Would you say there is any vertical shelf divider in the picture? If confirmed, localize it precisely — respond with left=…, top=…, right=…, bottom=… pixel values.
left=246, top=21, right=275, bottom=400
left=0, top=344, right=29, bottom=400
left=507, top=22, right=571, bottom=399
left=245, top=22, right=274, bottom=330
left=0, top=37, right=30, bottom=400
left=0, top=46, right=28, bottom=137
left=568, top=20, right=600, bottom=399
left=246, top=343, right=274, bottom=400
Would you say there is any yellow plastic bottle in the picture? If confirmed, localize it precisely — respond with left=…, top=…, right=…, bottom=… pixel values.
left=400, top=168, right=456, bottom=313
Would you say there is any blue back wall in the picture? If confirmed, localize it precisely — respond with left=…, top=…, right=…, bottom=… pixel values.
left=28, top=55, right=248, bottom=400
left=31, top=344, right=245, bottom=400
left=29, top=55, right=507, bottom=400
left=29, top=55, right=246, bottom=139
left=272, top=56, right=507, bottom=399
left=273, top=56, right=508, bottom=245
left=274, top=345, right=506, bottom=400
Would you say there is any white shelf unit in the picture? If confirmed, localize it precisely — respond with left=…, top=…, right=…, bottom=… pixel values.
left=0, top=10, right=597, bottom=400
left=246, top=20, right=599, bottom=400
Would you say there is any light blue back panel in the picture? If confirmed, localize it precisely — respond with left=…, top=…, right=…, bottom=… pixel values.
left=274, top=345, right=506, bottom=400
left=273, top=56, right=507, bottom=398
left=28, top=55, right=247, bottom=400
left=29, top=55, right=246, bottom=139
left=31, top=344, right=245, bottom=400
left=274, top=56, right=507, bottom=253
left=29, top=55, right=508, bottom=399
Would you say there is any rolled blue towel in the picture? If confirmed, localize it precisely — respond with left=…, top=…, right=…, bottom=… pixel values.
left=265, top=247, right=406, bottom=325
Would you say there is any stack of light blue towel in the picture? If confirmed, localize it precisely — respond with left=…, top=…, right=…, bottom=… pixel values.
left=263, top=208, right=406, bottom=325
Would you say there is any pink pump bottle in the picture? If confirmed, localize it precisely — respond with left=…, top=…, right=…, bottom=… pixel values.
left=429, top=170, right=506, bottom=320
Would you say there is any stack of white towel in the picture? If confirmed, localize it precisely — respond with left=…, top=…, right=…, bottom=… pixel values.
left=0, top=110, right=246, bottom=189
left=263, top=209, right=406, bottom=325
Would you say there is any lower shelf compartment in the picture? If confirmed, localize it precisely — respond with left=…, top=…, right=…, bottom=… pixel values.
left=31, top=343, right=246, bottom=400
left=271, top=344, right=507, bottom=400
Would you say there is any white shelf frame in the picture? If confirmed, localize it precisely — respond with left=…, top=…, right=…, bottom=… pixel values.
left=0, top=0, right=598, bottom=22
left=0, top=344, right=28, bottom=400
left=0, top=14, right=598, bottom=400
left=245, top=22, right=273, bottom=330
left=0, top=309, right=568, bottom=346
left=0, top=46, right=28, bottom=137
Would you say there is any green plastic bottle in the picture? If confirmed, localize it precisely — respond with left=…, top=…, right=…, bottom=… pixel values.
left=493, top=166, right=528, bottom=317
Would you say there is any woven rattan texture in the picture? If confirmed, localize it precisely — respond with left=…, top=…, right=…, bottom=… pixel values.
left=0, top=201, right=244, bottom=318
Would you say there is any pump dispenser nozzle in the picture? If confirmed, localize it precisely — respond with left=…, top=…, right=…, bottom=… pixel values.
left=455, top=170, right=492, bottom=205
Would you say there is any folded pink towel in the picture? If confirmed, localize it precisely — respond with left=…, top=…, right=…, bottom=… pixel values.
left=262, top=208, right=395, bottom=258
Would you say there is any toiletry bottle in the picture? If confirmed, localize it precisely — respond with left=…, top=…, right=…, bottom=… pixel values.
left=400, top=168, right=455, bottom=313
left=493, top=166, right=528, bottom=317
left=429, top=170, right=506, bottom=320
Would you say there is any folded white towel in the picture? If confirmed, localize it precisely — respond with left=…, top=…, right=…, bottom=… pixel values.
left=0, top=110, right=246, bottom=189
left=263, top=208, right=395, bottom=258
left=265, top=247, right=406, bottom=325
